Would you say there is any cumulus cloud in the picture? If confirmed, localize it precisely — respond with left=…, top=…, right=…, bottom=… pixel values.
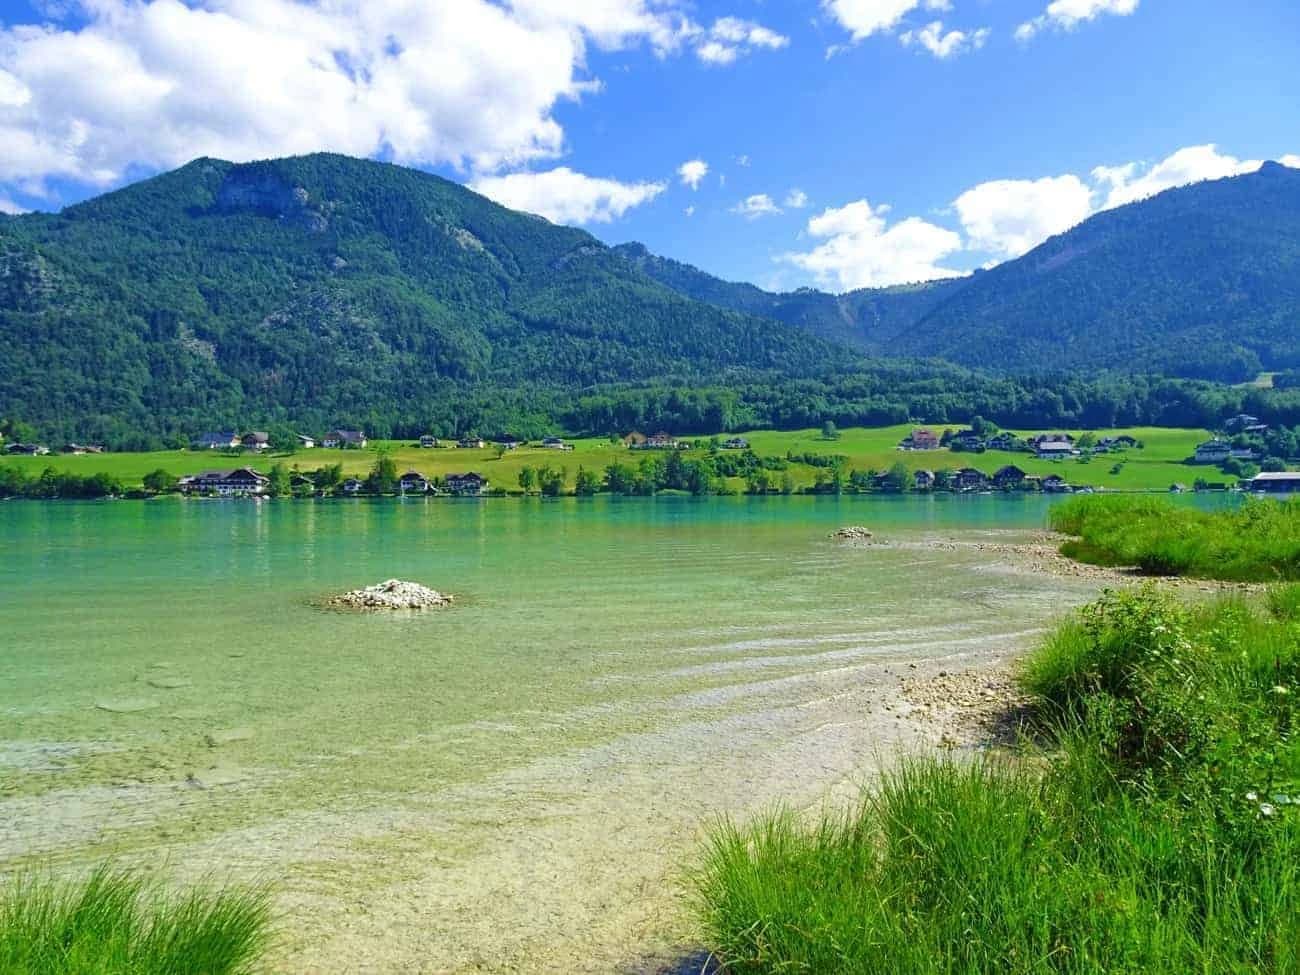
left=953, top=175, right=1093, bottom=259
left=1017, top=0, right=1139, bottom=41
left=1091, top=143, right=1262, bottom=208
left=0, top=0, right=784, bottom=198
left=1282, top=155, right=1300, bottom=169
left=783, top=199, right=964, bottom=290
left=692, top=16, right=789, bottom=65
left=469, top=167, right=665, bottom=224
left=678, top=159, right=709, bottom=189
left=899, top=21, right=990, bottom=58
left=732, top=193, right=782, bottom=219
left=822, top=0, right=922, bottom=40
left=784, top=188, right=809, bottom=208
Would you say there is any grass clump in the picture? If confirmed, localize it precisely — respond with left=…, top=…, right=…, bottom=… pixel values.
left=694, top=585, right=1300, bottom=973
left=0, top=865, right=271, bottom=975
left=1050, top=494, right=1300, bottom=581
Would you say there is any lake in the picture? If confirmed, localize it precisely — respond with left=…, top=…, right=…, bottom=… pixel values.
left=2, top=495, right=1119, bottom=971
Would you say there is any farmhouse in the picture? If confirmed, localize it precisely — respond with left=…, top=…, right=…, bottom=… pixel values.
left=1248, top=472, right=1300, bottom=493
left=900, top=428, right=940, bottom=450
left=913, top=469, right=935, bottom=490
left=993, top=465, right=1027, bottom=489
left=623, top=431, right=647, bottom=448
left=457, top=437, right=486, bottom=449
left=183, top=469, right=269, bottom=496
left=643, top=432, right=679, bottom=450
left=323, top=430, right=367, bottom=449
left=419, top=435, right=439, bottom=448
left=60, top=443, right=105, bottom=454
left=1042, top=474, right=1070, bottom=493
left=987, top=432, right=1018, bottom=451
left=6, top=443, right=49, bottom=455
left=497, top=436, right=522, bottom=450
left=296, top=434, right=316, bottom=448
left=340, top=478, right=364, bottom=494
left=444, top=472, right=488, bottom=495
left=1193, top=439, right=1232, bottom=464
left=954, top=468, right=987, bottom=492
left=540, top=436, right=573, bottom=451
left=398, top=471, right=430, bottom=493
left=1036, top=441, right=1074, bottom=459
left=722, top=437, right=750, bottom=450
left=241, top=431, right=270, bottom=451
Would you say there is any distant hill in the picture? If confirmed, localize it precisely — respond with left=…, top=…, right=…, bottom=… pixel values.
left=0, top=153, right=856, bottom=441
left=611, top=242, right=967, bottom=351
left=618, top=162, right=1300, bottom=382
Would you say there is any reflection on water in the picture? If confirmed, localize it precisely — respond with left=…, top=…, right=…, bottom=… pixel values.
left=1, top=496, right=1121, bottom=971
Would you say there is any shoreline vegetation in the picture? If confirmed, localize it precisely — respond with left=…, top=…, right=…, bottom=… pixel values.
left=0, top=867, right=270, bottom=975
left=693, top=584, right=1300, bottom=974
left=0, top=423, right=1264, bottom=500
left=1051, top=494, right=1300, bottom=581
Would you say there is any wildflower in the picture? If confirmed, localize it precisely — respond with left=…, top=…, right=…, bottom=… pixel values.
left=1260, top=803, right=1277, bottom=817
left=1272, top=685, right=1290, bottom=696
left=1246, top=791, right=1259, bottom=801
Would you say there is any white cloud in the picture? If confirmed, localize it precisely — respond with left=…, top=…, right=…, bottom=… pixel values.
left=678, top=158, right=709, bottom=189
left=735, top=154, right=751, bottom=167
left=1017, top=0, right=1138, bottom=41
left=954, top=175, right=1093, bottom=259
left=822, top=0, right=921, bottom=41
left=1282, top=155, right=1300, bottom=169
left=692, top=16, right=788, bottom=64
left=900, top=21, right=990, bottom=58
left=0, top=0, right=783, bottom=198
left=785, top=188, right=809, bottom=209
left=783, top=199, right=964, bottom=289
left=1092, top=144, right=1261, bottom=209
left=0, top=196, right=26, bottom=215
left=469, top=167, right=665, bottom=224
left=732, top=193, right=782, bottom=219
left=684, top=205, right=695, bottom=217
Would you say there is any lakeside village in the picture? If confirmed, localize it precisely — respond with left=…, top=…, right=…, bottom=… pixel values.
left=5, top=414, right=1300, bottom=499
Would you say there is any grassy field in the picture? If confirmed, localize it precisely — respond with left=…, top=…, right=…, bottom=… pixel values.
left=1, top=425, right=1218, bottom=494
left=695, top=585, right=1300, bottom=973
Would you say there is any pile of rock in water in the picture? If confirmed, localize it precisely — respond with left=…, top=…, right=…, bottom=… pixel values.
left=831, top=525, right=873, bottom=540
left=328, top=579, right=453, bottom=610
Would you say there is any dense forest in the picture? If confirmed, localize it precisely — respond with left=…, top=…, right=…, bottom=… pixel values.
left=3, top=153, right=1300, bottom=448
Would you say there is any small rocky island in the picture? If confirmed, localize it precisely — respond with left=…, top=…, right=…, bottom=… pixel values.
left=327, top=579, right=453, bottom=610
left=831, top=526, right=874, bottom=540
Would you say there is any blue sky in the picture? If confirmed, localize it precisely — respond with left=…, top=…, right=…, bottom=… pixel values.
left=0, top=0, right=1297, bottom=291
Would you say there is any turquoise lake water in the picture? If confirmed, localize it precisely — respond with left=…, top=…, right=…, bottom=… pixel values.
left=0, top=495, right=1156, bottom=971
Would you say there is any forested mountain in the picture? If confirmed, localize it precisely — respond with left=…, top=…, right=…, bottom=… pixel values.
left=621, top=163, right=1300, bottom=382
left=0, top=153, right=858, bottom=443
left=611, top=242, right=966, bottom=351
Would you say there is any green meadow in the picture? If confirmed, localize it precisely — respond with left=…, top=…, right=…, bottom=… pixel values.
left=1, top=424, right=1217, bottom=493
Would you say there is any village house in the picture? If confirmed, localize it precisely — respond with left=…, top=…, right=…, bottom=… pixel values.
left=290, top=472, right=316, bottom=491
left=296, top=434, right=316, bottom=449
left=241, top=431, right=270, bottom=451
left=622, top=431, right=647, bottom=448
left=60, top=443, right=105, bottom=455
left=1194, top=439, right=1233, bottom=464
left=1248, top=472, right=1300, bottom=494
left=993, top=465, right=1027, bottom=489
left=954, top=468, right=988, bottom=492
left=987, top=432, right=1018, bottom=451
left=1030, top=433, right=1075, bottom=447
left=1225, top=414, right=1260, bottom=432
left=323, top=430, right=367, bottom=449
left=540, top=436, right=573, bottom=451
left=444, top=472, right=488, bottom=495
left=6, top=443, right=49, bottom=455
left=340, top=478, right=364, bottom=495
left=183, top=468, right=269, bottom=496
left=192, top=431, right=240, bottom=450
left=497, top=436, right=522, bottom=450
left=1036, top=441, right=1074, bottom=460
left=913, top=469, right=935, bottom=490
left=951, top=430, right=986, bottom=451
left=398, top=470, right=430, bottom=494
left=721, top=437, right=750, bottom=450
left=1098, top=435, right=1138, bottom=449
left=1042, top=474, right=1070, bottom=493
left=1230, top=446, right=1261, bottom=461
left=419, top=435, right=439, bottom=448
left=457, top=436, right=486, bottom=449
left=900, top=428, right=940, bottom=450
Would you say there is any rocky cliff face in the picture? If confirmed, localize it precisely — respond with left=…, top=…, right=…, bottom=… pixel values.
left=214, top=168, right=330, bottom=232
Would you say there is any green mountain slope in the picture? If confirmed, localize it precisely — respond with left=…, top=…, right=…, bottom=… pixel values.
left=893, top=162, right=1300, bottom=381
left=618, top=163, right=1300, bottom=383
left=611, top=242, right=967, bottom=350
left=0, top=153, right=855, bottom=441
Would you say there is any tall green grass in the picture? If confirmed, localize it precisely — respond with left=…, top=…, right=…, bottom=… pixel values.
left=0, top=866, right=271, bottom=975
left=694, top=586, right=1300, bottom=973
left=1050, top=494, right=1300, bottom=581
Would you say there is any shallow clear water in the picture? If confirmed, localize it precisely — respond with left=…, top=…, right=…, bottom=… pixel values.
left=0, top=495, right=1114, bottom=970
